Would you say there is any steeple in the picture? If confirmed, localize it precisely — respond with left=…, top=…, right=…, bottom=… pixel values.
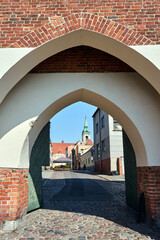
left=82, top=116, right=90, bottom=143
left=82, top=116, right=90, bottom=134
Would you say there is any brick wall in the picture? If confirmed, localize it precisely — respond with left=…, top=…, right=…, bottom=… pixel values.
left=137, top=167, right=160, bottom=226
left=1, top=1, right=160, bottom=47
left=31, top=46, right=134, bottom=73
left=0, top=168, right=28, bottom=229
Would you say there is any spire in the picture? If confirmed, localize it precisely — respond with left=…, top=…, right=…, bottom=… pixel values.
left=82, top=116, right=90, bottom=134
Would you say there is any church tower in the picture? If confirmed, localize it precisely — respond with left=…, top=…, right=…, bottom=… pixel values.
left=82, top=116, right=91, bottom=144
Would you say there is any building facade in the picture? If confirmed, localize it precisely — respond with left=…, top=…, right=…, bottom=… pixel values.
left=80, top=146, right=94, bottom=171
left=93, top=108, right=124, bottom=175
left=50, top=142, right=74, bottom=167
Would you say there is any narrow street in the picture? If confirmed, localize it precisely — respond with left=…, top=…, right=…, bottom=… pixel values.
left=1, top=171, right=160, bottom=239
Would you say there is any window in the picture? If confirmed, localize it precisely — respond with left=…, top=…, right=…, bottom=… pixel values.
left=101, top=116, right=105, bottom=128
left=96, top=144, right=99, bottom=158
left=102, top=139, right=105, bottom=152
left=96, top=123, right=98, bottom=133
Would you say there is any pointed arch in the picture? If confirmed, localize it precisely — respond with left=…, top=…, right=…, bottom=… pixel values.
left=0, top=29, right=160, bottom=105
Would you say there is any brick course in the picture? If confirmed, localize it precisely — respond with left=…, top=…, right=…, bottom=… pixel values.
left=1, top=1, right=159, bottom=47
left=6, top=13, right=154, bottom=48
left=0, top=168, right=28, bottom=229
left=30, top=46, right=134, bottom=73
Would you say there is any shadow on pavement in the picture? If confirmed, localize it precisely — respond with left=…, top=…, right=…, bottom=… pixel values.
left=42, top=176, right=160, bottom=240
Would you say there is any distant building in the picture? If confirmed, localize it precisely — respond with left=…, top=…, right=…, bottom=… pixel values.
left=80, top=146, right=94, bottom=171
left=93, top=108, right=124, bottom=175
left=50, top=141, right=74, bottom=167
left=72, top=116, right=93, bottom=170
left=66, top=144, right=75, bottom=159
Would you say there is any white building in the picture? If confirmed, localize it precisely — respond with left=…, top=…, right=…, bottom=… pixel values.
left=93, top=108, right=124, bottom=175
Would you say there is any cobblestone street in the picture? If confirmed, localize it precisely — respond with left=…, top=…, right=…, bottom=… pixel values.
left=1, top=170, right=160, bottom=240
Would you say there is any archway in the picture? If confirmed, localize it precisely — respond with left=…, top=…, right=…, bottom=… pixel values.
left=2, top=72, right=157, bottom=168
left=0, top=32, right=160, bottom=229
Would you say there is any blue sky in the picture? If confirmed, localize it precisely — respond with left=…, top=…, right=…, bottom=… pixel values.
left=50, top=102, right=97, bottom=143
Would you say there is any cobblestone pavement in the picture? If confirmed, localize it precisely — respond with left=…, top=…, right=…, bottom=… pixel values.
left=1, top=170, right=160, bottom=240
left=42, top=171, right=66, bottom=200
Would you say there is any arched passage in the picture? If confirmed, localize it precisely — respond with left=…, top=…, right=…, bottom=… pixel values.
left=1, top=71, right=160, bottom=169
left=1, top=69, right=160, bottom=229
left=0, top=29, right=160, bottom=229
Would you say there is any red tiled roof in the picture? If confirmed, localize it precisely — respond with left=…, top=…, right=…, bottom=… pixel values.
left=86, top=139, right=93, bottom=145
left=52, top=143, right=75, bottom=154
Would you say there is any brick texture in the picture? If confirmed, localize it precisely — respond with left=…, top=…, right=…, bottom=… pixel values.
left=30, top=46, right=134, bottom=73
left=1, top=6, right=159, bottom=47
left=0, top=168, right=28, bottom=228
left=137, top=167, right=160, bottom=226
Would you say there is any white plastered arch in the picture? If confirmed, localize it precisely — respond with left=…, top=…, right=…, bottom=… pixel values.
left=0, top=72, right=160, bottom=169
left=0, top=29, right=160, bottom=105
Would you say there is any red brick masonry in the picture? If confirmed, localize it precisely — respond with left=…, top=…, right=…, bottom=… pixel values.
left=7, top=13, right=153, bottom=48
left=0, top=168, right=28, bottom=228
left=31, top=46, right=134, bottom=73
left=1, top=1, right=160, bottom=47
left=137, top=166, right=160, bottom=226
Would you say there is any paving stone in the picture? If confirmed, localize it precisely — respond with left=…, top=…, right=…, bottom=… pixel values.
left=0, top=171, right=160, bottom=239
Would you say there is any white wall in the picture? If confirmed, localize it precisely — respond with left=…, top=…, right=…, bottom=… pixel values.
left=0, top=72, right=160, bottom=169
left=109, top=115, right=124, bottom=159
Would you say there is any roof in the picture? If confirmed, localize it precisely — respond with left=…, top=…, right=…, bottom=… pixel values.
left=92, top=108, right=99, bottom=118
left=86, top=139, right=93, bottom=145
left=53, top=157, right=72, bottom=163
left=81, top=145, right=94, bottom=156
left=52, top=143, right=75, bottom=154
